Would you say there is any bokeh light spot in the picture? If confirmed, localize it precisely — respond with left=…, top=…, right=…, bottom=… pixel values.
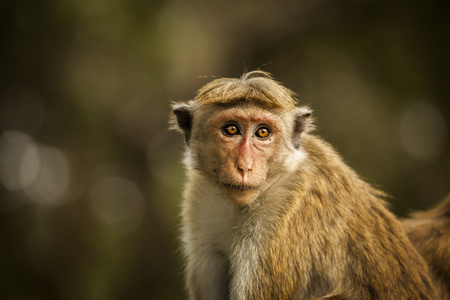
left=0, top=130, right=72, bottom=207
left=25, top=146, right=72, bottom=207
left=0, top=131, right=40, bottom=190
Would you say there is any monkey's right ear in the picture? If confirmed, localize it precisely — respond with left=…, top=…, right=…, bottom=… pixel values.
left=170, top=102, right=193, bottom=146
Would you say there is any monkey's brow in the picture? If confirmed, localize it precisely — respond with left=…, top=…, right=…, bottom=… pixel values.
left=214, top=109, right=280, bottom=125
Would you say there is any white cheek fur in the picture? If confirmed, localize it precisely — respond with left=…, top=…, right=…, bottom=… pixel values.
left=284, top=147, right=307, bottom=173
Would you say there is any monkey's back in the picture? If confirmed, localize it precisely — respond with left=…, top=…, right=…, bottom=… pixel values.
left=403, top=194, right=450, bottom=300
left=291, top=135, right=440, bottom=299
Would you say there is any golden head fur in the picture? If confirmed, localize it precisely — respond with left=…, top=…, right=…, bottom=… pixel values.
left=195, top=70, right=298, bottom=110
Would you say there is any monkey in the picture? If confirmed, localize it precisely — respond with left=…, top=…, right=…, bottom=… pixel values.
left=170, top=70, right=440, bottom=299
left=403, top=194, right=450, bottom=300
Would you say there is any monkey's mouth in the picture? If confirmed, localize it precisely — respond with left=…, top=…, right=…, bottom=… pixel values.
left=218, top=181, right=262, bottom=206
left=220, top=182, right=260, bottom=192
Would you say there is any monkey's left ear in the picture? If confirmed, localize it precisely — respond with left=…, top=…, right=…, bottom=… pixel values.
left=292, top=107, right=313, bottom=149
left=170, top=102, right=194, bottom=146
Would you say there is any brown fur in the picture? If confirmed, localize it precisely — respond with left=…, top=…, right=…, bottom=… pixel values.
left=403, top=194, right=450, bottom=300
left=171, top=71, right=441, bottom=299
left=196, top=71, right=297, bottom=110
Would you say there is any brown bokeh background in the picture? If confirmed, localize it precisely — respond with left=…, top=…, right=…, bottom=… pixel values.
left=0, top=0, right=448, bottom=299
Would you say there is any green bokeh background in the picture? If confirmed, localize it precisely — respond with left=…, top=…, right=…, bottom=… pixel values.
left=0, top=0, right=448, bottom=299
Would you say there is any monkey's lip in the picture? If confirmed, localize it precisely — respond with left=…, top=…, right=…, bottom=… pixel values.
left=220, top=182, right=260, bottom=192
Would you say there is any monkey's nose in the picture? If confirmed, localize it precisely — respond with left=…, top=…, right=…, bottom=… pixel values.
left=237, top=165, right=253, bottom=181
left=238, top=166, right=252, bottom=174
left=236, top=154, right=253, bottom=179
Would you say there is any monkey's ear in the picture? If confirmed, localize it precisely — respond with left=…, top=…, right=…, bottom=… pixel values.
left=170, top=102, right=193, bottom=146
left=292, top=107, right=313, bottom=149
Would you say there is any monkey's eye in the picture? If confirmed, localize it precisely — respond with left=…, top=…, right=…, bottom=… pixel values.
left=222, top=124, right=241, bottom=136
left=255, top=127, right=271, bottom=139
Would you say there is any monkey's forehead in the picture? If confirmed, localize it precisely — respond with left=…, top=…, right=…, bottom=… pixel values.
left=203, top=105, right=289, bottom=128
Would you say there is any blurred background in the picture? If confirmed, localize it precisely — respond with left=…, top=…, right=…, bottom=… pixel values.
left=0, top=0, right=448, bottom=299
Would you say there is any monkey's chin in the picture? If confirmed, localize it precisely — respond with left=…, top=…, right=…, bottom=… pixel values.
left=221, top=188, right=260, bottom=206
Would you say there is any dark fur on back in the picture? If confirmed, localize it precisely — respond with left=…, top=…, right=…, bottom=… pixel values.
left=403, top=194, right=450, bottom=300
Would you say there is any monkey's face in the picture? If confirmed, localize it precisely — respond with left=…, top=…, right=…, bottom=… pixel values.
left=194, top=104, right=292, bottom=206
left=173, top=99, right=312, bottom=206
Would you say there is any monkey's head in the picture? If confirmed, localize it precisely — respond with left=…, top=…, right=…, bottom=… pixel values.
left=171, top=71, right=313, bottom=206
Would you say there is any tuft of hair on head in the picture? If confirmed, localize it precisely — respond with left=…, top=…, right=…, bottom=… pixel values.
left=195, top=70, right=298, bottom=110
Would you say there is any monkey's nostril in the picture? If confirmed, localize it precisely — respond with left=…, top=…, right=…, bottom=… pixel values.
left=238, top=166, right=252, bottom=174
